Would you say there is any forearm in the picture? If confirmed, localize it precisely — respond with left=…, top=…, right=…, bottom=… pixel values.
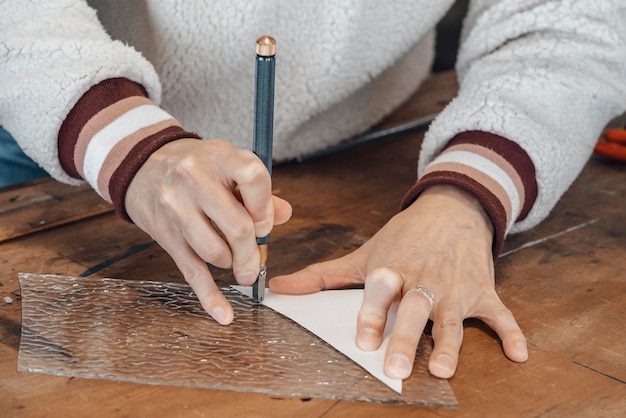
left=414, top=0, right=626, bottom=249
left=0, top=0, right=162, bottom=184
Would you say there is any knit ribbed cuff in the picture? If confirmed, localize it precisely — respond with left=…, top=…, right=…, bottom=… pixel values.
left=58, top=78, right=201, bottom=221
left=401, top=131, right=537, bottom=256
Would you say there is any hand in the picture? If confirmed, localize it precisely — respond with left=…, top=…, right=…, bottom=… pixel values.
left=270, top=185, right=527, bottom=379
left=125, top=138, right=292, bottom=324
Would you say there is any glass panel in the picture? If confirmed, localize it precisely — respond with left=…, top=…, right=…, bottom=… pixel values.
left=18, top=273, right=456, bottom=407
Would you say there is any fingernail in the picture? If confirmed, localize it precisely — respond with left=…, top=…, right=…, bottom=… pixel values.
left=211, top=306, right=228, bottom=325
left=431, top=354, right=454, bottom=377
left=357, top=328, right=380, bottom=351
left=387, top=354, right=411, bottom=379
left=237, top=271, right=258, bottom=285
left=515, top=342, right=528, bottom=360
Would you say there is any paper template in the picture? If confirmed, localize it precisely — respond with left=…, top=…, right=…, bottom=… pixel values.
left=232, top=286, right=402, bottom=394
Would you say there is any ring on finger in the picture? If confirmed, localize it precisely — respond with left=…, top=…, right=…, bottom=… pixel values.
left=404, top=285, right=435, bottom=310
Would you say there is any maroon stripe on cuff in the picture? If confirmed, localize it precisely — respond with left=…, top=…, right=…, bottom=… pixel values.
left=447, top=131, right=537, bottom=221
left=58, top=78, right=149, bottom=179
left=401, top=171, right=508, bottom=257
left=109, top=126, right=202, bottom=222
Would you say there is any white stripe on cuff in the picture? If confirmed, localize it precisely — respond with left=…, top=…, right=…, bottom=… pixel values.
left=430, top=150, right=521, bottom=229
left=82, top=105, right=173, bottom=192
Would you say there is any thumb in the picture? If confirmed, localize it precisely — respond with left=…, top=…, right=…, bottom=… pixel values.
left=272, top=195, right=292, bottom=226
left=269, top=254, right=364, bottom=294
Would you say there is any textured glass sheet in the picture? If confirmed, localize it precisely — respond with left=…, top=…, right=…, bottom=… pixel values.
left=17, top=273, right=457, bottom=407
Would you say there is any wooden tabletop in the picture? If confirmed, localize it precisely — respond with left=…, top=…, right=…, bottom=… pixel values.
left=1, top=72, right=625, bottom=417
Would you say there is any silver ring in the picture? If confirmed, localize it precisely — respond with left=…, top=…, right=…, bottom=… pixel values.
left=405, top=285, right=435, bottom=310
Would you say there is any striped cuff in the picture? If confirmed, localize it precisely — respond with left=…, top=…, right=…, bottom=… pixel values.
left=401, top=131, right=537, bottom=256
left=58, top=78, right=201, bottom=221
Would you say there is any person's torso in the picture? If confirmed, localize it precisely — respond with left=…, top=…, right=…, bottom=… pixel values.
left=90, top=0, right=455, bottom=159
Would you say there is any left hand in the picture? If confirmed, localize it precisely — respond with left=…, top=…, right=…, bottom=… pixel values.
left=269, top=185, right=527, bottom=379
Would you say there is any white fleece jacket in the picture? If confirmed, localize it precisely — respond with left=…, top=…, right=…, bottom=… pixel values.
left=422, top=0, right=626, bottom=234
left=1, top=1, right=625, bottom=249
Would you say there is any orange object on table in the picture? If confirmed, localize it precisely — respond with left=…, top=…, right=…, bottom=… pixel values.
left=594, top=128, right=626, bottom=162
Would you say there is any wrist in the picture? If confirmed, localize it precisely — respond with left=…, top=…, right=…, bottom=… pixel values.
left=405, top=184, right=495, bottom=253
left=420, top=185, right=494, bottom=234
left=58, top=77, right=202, bottom=222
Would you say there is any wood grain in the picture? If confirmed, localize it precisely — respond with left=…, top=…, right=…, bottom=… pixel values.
left=1, top=71, right=625, bottom=417
left=0, top=179, right=112, bottom=243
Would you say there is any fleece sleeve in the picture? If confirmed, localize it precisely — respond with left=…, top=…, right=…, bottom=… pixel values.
left=0, top=0, right=163, bottom=185
left=403, top=0, right=626, bottom=255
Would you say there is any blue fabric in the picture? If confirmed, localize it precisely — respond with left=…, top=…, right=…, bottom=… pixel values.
left=0, top=126, right=49, bottom=188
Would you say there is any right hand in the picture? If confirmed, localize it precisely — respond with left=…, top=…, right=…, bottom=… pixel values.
left=125, top=138, right=292, bottom=324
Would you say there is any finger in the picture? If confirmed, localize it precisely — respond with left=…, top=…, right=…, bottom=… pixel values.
left=384, top=286, right=434, bottom=379
left=475, top=295, right=528, bottom=363
left=226, top=151, right=274, bottom=238
left=160, top=236, right=234, bottom=325
left=428, top=308, right=464, bottom=378
left=269, top=255, right=365, bottom=294
left=162, top=181, right=260, bottom=285
left=179, top=209, right=233, bottom=269
left=231, top=193, right=290, bottom=228
left=356, top=268, right=403, bottom=351
left=268, top=267, right=326, bottom=294
left=272, top=195, right=292, bottom=225
left=202, top=186, right=260, bottom=285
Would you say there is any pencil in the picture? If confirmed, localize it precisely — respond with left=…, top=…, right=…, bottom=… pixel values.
left=252, top=35, right=276, bottom=303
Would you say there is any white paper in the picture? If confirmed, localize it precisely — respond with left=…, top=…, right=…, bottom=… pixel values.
left=231, top=286, right=401, bottom=394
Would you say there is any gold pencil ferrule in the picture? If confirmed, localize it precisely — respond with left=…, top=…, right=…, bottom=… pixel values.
left=256, top=35, right=276, bottom=57
left=259, top=243, right=269, bottom=266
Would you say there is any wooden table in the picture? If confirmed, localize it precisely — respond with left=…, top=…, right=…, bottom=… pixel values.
left=1, top=72, right=625, bottom=417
